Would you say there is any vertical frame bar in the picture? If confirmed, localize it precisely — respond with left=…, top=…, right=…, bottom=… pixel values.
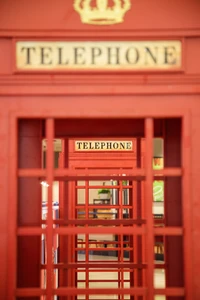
left=119, top=180, right=124, bottom=298
left=71, top=178, right=76, bottom=300
left=46, top=118, right=54, bottom=300
left=18, top=120, right=42, bottom=293
left=58, top=140, right=65, bottom=291
left=136, top=138, right=143, bottom=300
left=85, top=180, right=89, bottom=300
left=7, top=115, right=18, bottom=300
left=75, top=178, right=78, bottom=299
left=141, top=144, right=146, bottom=292
left=133, top=180, right=138, bottom=300
left=164, top=118, right=184, bottom=298
left=182, top=113, right=193, bottom=299
left=145, top=118, right=154, bottom=300
left=118, top=179, right=123, bottom=299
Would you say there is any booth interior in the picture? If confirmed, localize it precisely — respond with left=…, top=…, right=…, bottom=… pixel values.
left=41, top=135, right=165, bottom=261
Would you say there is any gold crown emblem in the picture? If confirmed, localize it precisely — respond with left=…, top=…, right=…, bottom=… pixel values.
left=74, top=0, right=131, bottom=25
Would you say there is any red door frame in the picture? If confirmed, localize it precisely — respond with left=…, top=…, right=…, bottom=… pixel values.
left=6, top=108, right=192, bottom=299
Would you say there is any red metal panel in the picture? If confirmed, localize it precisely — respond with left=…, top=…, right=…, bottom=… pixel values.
left=164, top=119, right=184, bottom=300
left=7, top=115, right=18, bottom=300
left=190, top=108, right=200, bottom=299
left=182, top=113, right=193, bottom=299
left=0, top=39, right=12, bottom=74
left=0, top=0, right=199, bottom=288
left=8, top=119, right=43, bottom=300
left=0, top=115, right=9, bottom=300
left=1, top=0, right=200, bottom=37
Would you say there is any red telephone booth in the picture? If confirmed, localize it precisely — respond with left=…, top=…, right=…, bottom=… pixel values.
left=0, top=1, right=200, bottom=300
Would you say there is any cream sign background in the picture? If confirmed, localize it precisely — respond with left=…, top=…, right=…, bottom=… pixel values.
left=16, top=41, right=182, bottom=71
left=75, top=141, right=133, bottom=151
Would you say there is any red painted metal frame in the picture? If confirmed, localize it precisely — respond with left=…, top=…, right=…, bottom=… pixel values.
left=182, top=113, right=193, bottom=299
left=136, top=137, right=145, bottom=300
left=1, top=1, right=199, bottom=298
left=145, top=118, right=154, bottom=300
left=7, top=114, right=18, bottom=300
left=7, top=112, right=191, bottom=299
left=46, top=118, right=54, bottom=299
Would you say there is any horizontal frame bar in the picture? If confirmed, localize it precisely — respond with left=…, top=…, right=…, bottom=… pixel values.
left=154, top=227, right=183, bottom=235
left=17, top=226, right=183, bottom=236
left=56, top=287, right=147, bottom=296
left=40, top=263, right=166, bottom=270
left=55, top=226, right=146, bottom=235
left=154, top=288, right=185, bottom=296
left=41, top=263, right=147, bottom=269
left=15, top=287, right=185, bottom=297
left=44, top=219, right=146, bottom=226
left=18, top=168, right=182, bottom=179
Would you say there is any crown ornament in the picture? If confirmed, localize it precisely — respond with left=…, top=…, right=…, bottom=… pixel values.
left=74, top=0, right=131, bottom=25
